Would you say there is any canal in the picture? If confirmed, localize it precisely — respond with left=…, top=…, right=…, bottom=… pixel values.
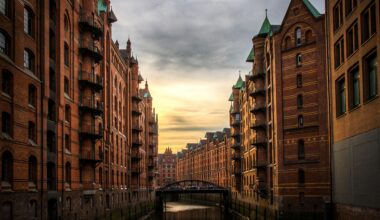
left=146, top=201, right=244, bottom=220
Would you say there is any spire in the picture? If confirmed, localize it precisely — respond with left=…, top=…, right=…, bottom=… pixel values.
left=258, top=9, right=272, bottom=36
left=234, top=73, right=244, bottom=89
left=145, top=80, right=148, bottom=89
left=126, top=37, right=132, bottom=58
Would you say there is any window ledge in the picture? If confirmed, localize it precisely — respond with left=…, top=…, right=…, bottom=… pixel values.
left=364, top=95, right=379, bottom=105
left=348, top=104, right=361, bottom=113
left=336, top=112, right=347, bottom=119
left=1, top=181, right=12, bottom=192
left=1, top=92, right=11, bottom=99
left=361, top=33, right=377, bottom=47
left=28, top=104, right=36, bottom=110
left=29, top=139, right=38, bottom=146
left=1, top=133, right=13, bottom=140
left=346, top=49, right=359, bottom=60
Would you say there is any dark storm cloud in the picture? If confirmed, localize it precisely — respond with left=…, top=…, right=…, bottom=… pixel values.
left=111, top=0, right=324, bottom=75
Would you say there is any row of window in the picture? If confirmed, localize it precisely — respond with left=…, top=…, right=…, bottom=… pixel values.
left=1, top=151, right=37, bottom=185
left=336, top=50, right=377, bottom=116
left=284, top=28, right=314, bottom=50
left=334, top=2, right=377, bottom=68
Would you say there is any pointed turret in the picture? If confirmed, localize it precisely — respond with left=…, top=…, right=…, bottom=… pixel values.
left=258, top=9, right=272, bottom=36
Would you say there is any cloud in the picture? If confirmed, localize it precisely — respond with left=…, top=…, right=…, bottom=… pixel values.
left=110, top=0, right=325, bottom=153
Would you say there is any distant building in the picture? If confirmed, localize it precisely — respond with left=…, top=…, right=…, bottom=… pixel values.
left=326, top=0, right=380, bottom=219
left=157, top=148, right=177, bottom=187
left=176, top=129, right=231, bottom=188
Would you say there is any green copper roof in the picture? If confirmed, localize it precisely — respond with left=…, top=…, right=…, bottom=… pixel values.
left=97, top=0, right=107, bottom=14
left=303, top=0, right=321, bottom=18
left=229, top=93, right=234, bottom=101
left=258, top=15, right=271, bottom=36
left=233, top=75, right=244, bottom=89
left=246, top=48, right=255, bottom=62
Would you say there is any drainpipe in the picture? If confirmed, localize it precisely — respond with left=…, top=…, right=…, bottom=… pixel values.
left=39, top=0, right=45, bottom=218
left=325, top=0, right=334, bottom=215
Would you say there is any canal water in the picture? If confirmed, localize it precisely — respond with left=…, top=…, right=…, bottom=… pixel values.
left=146, top=201, right=243, bottom=220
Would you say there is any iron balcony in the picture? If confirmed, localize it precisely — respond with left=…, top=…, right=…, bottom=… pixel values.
left=79, top=97, right=103, bottom=116
left=132, top=95, right=142, bottom=102
left=131, top=166, right=141, bottom=174
left=231, top=153, right=241, bottom=161
left=79, top=151, right=104, bottom=163
left=79, top=40, right=103, bottom=63
left=250, top=120, right=267, bottom=130
left=132, top=103, right=142, bottom=115
left=78, top=71, right=103, bottom=91
left=250, top=104, right=266, bottom=114
left=249, top=87, right=266, bottom=97
left=132, top=125, right=143, bottom=133
left=131, top=150, right=142, bottom=160
left=79, top=124, right=103, bottom=139
left=78, top=14, right=104, bottom=38
left=231, top=142, right=241, bottom=149
left=250, top=72, right=266, bottom=82
left=251, top=137, right=268, bottom=147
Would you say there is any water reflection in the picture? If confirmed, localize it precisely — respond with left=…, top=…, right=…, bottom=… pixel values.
left=148, top=201, right=241, bottom=220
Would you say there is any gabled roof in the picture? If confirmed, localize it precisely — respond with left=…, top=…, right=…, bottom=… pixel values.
left=303, top=0, right=322, bottom=18
left=233, top=75, right=244, bottom=89
left=246, top=48, right=255, bottom=62
left=97, top=0, right=107, bottom=13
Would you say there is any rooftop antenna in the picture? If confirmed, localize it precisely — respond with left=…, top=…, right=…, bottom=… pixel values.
left=265, top=8, right=268, bottom=17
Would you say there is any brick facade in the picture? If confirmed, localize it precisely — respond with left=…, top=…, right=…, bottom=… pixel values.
left=0, top=0, right=158, bottom=219
left=157, top=148, right=176, bottom=188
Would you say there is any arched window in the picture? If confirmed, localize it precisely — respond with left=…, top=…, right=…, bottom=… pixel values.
left=1, top=151, right=13, bottom=185
left=65, top=104, right=70, bottom=122
left=28, top=156, right=37, bottom=184
left=28, top=84, right=36, bottom=107
left=297, top=94, right=303, bottom=109
left=49, top=69, right=56, bottom=91
left=298, top=139, right=305, bottom=160
left=284, top=36, right=291, bottom=49
left=65, top=134, right=70, bottom=151
left=28, top=121, right=36, bottom=142
left=296, top=74, right=303, bottom=88
left=65, top=162, right=71, bottom=186
left=296, top=54, right=302, bottom=67
left=298, top=115, right=304, bottom=127
left=295, top=27, right=302, bottom=46
left=0, top=30, right=9, bottom=55
left=305, top=30, right=312, bottom=43
left=0, top=0, right=10, bottom=16
left=24, top=49, right=34, bottom=72
left=64, top=43, right=69, bottom=66
left=64, top=76, right=69, bottom=95
left=1, top=70, right=12, bottom=96
left=24, top=7, right=33, bottom=35
left=1, top=112, right=11, bottom=136
left=64, top=15, right=69, bottom=32
left=298, top=169, right=305, bottom=186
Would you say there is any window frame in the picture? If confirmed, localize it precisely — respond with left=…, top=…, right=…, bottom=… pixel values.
left=346, top=20, right=358, bottom=58
left=28, top=84, right=36, bottom=107
left=296, top=54, right=302, bottom=67
left=345, top=0, right=357, bottom=17
left=1, top=111, right=11, bottom=136
left=363, top=50, right=377, bottom=102
left=348, top=64, right=360, bottom=109
left=336, top=76, right=346, bottom=117
left=333, top=0, right=343, bottom=31
left=295, top=27, right=302, bottom=47
left=28, top=121, right=36, bottom=142
left=24, top=7, right=33, bottom=36
left=361, top=2, right=376, bottom=44
left=298, top=139, right=305, bottom=160
left=24, top=49, right=34, bottom=72
left=334, top=37, right=345, bottom=69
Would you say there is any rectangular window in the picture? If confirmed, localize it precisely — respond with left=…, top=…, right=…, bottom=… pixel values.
left=336, top=77, right=346, bottom=116
left=346, top=21, right=358, bottom=57
left=363, top=50, right=377, bottom=101
left=361, top=2, right=376, bottom=43
left=334, top=37, right=344, bottom=68
left=345, top=0, right=357, bottom=16
left=349, top=65, right=360, bottom=109
left=333, top=1, right=343, bottom=31
left=28, top=85, right=36, bottom=107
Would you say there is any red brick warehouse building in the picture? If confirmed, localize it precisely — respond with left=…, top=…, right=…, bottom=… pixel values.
left=157, top=147, right=176, bottom=188
left=0, top=0, right=158, bottom=220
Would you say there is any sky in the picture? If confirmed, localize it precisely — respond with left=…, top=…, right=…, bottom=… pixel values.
left=111, top=0, right=325, bottom=154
